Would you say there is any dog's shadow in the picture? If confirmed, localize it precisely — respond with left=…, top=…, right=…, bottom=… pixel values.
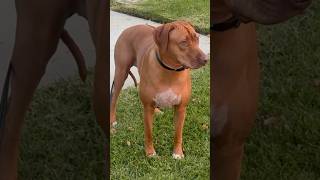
left=20, top=75, right=105, bottom=179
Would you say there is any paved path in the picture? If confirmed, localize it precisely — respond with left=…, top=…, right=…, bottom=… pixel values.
left=110, top=11, right=210, bottom=89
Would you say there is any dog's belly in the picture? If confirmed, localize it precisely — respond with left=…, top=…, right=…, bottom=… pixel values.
left=153, top=88, right=181, bottom=108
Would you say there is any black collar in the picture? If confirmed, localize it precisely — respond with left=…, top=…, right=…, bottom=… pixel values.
left=155, top=52, right=185, bottom=72
left=211, top=15, right=242, bottom=32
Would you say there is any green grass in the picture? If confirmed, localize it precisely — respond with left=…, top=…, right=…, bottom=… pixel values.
left=111, top=0, right=210, bottom=34
left=111, top=65, right=210, bottom=179
left=20, top=73, right=105, bottom=179
left=242, top=1, right=320, bottom=179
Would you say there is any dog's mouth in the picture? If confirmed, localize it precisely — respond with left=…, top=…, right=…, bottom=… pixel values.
left=187, top=60, right=207, bottom=69
left=190, top=64, right=204, bottom=69
left=175, top=60, right=190, bottom=69
left=177, top=55, right=208, bottom=70
left=179, top=63, right=203, bottom=70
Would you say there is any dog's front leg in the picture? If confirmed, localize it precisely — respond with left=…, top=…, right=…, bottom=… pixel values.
left=212, top=23, right=259, bottom=180
left=143, top=105, right=156, bottom=157
left=172, top=105, right=186, bottom=159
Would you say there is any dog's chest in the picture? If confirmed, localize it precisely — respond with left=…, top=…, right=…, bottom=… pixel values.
left=153, top=89, right=181, bottom=108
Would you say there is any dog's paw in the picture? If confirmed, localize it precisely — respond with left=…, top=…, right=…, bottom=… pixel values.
left=146, top=151, right=157, bottom=158
left=172, top=153, right=184, bottom=160
left=111, top=121, right=118, bottom=127
left=154, top=108, right=164, bottom=115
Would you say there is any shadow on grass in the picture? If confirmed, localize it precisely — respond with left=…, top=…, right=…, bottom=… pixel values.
left=242, top=1, right=320, bottom=179
left=20, top=72, right=105, bottom=179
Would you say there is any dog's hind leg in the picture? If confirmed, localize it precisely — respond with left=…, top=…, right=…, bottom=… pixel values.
left=110, top=64, right=133, bottom=127
left=0, top=2, right=68, bottom=179
left=110, top=41, right=136, bottom=127
left=85, top=0, right=108, bottom=137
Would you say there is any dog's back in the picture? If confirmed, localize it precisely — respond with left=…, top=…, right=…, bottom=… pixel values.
left=114, top=24, right=156, bottom=68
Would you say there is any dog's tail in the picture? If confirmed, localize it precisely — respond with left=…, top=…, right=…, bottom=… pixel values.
left=110, top=81, right=114, bottom=103
left=128, top=70, right=138, bottom=87
left=60, top=29, right=87, bottom=82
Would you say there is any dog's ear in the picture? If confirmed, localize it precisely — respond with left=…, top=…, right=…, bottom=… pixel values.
left=153, top=23, right=174, bottom=50
left=181, top=20, right=195, bottom=29
left=178, top=20, right=196, bottom=33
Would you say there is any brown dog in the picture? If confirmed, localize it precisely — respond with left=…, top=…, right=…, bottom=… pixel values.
left=212, top=0, right=311, bottom=179
left=0, top=0, right=107, bottom=179
left=110, top=21, right=208, bottom=158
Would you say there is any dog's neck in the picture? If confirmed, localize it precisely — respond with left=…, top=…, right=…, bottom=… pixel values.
left=212, top=0, right=234, bottom=24
left=212, top=0, right=251, bottom=31
left=155, top=50, right=185, bottom=71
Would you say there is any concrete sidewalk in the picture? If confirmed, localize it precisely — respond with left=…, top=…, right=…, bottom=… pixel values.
left=110, top=11, right=210, bottom=90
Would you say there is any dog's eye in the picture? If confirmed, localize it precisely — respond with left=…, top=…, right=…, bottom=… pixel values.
left=179, top=40, right=189, bottom=47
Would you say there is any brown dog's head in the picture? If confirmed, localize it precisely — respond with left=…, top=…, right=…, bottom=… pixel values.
left=153, top=21, right=208, bottom=69
left=218, top=0, right=312, bottom=24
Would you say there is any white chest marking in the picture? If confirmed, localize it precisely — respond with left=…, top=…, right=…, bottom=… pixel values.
left=153, top=89, right=181, bottom=108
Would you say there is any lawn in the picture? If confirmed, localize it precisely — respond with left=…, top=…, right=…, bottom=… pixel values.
left=20, top=72, right=105, bottom=179
left=242, top=1, right=320, bottom=179
left=111, top=0, right=210, bottom=34
left=110, top=0, right=210, bottom=179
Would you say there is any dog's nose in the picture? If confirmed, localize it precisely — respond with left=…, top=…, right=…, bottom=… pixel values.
left=198, top=53, right=209, bottom=65
left=202, top=58, right=208, bottom=64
